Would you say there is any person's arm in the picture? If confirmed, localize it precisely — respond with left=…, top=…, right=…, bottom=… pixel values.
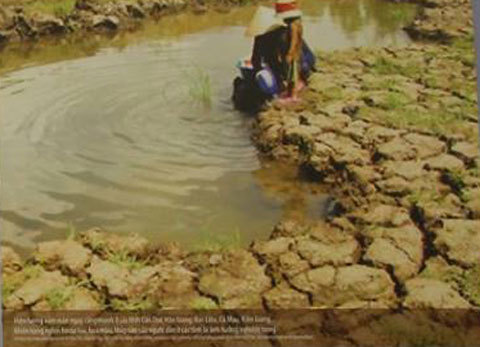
left=286, top=19, right=302, bottom=63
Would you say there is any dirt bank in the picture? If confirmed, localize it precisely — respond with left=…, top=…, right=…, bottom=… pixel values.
left=389, top=0, right=475, bottom=42
left=252, top=0, right=480, bottom=308
left=1, top=0, right=479, bottom=324
left=0, top=0, right=258, bottom=45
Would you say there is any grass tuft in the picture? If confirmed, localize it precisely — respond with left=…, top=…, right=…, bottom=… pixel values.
left=110, top=297, right=155, bottom=311
left=189, top=296, right=218, bottom=310
left=45, top=286, right=74, bottom=309
left=2, top=264, right=44, bottom=299
left=371, top=57, right=421, bottom=79
left=383, top=92, right=409, bottom=110
left=106, top=249, right=147, bottom=271
left=458, top=265, right=480, bottom=306
left=186, top=66, right=213, bottom=108
left=26, top=0, right=76, bottom=17
left=193, top=229, right=242, bottom=253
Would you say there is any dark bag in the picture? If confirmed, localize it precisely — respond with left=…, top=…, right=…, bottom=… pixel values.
left=232, top=77, right=267, bottom=113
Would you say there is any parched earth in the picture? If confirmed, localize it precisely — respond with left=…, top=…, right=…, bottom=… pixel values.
left=1, top=0, right=479, bottom=328
left=253, top=0, right=480, bottom=310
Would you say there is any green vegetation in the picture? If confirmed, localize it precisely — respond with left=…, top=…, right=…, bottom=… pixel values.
left=25, top=0, right=76, bottom=17
left=2, top=264, right=43, bottom=299
left=382, top=92, right=409, bottom=110
left=45, top=279, right=92, bottom=309
left=389, top=8, right=411, bottom=23
left=459, top=265, right=480, bottom=306
left=110, top=297, right=155, bottom=311
left=194, top=229, right=242, bottom=253
left=66, top=222, right=77, bottom=240
left=322, top=86, right=343, bottom=101
left=186, top=67, right=213, bottom=108
left=371, top=57, right=421, bottom=78
left=451, top=34, right=476, bottom=67
left=419, top=261, right=463, bottom=286
left=377, top=78, right=398, bottom=91
left=45, top=286, right=75, bottom=309
left=380, top=108, right=476, bottom=141
left=420, top=262, right=480, bottom=307
left=189, top=296, right=218, bottom=310
left=106, top=248, right=147, bottom=271
left=442, top=168, right=467, bottom=199
left=407, top=189, right=443, bottom=206
left=84, top=232, right=107, bottom=253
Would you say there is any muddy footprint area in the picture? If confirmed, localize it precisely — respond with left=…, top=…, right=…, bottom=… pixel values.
left=1, top=0, right=480, bottom=337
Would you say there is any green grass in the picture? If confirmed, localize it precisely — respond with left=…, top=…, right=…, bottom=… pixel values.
left=370, top=57, right=422, bottom=79
left=25, top=0, right=76, bottom=17
left=459, top=265, right=480, bottom=306
left=407, top=189, right=443, bottom=206
left=83, top=231, right=107, bottom=253
left=186, top=67, right=213, bottom=108
left=450, top=34, right=476, bottom=67
left=2, top=279, right=17, bottom=299
left=110, top=297, right=155, bottom=311
left=66, top=222, right=77, bottom=240
left=370, top=57, right=402, bottom=75
left=2, top=264, right=44, bottom=299
left=389, top=8, right=411, bottom=23
left=383, top=92, right=409, bottom=110
left=189, top=296, right=218, bottom=310
left=44, top=279, right=98, bottom=309
left=452, top=33, right=475, bottom=52
left=322, top=86, right=343, bottom=101
left=378, top=78, right=398, bottom=91
left=381, top=108, right=474, bottom=139
left=443, top=168, right=467, bottom=198
left=193, top=229, right=242, bottom=253
left=106, top=249, right=147, bottom=271
left=45, top=286, right=75, bottom=309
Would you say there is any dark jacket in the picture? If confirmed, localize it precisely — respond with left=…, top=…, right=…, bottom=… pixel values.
left=251, top=27, right=288, bottom=85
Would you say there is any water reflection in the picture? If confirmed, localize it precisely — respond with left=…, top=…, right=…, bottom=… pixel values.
left=0, top=0, right=416, bottom=74
left=252, top=161, right=331, bottom=222
left=0, top=0, right=417, bottom=250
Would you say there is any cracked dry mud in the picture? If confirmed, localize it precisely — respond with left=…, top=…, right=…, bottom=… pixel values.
left=2, top=0, right=480, bottom=321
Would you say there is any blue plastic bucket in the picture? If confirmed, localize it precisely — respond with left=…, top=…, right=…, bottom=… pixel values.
left=255, top=68, right=279, bottom=96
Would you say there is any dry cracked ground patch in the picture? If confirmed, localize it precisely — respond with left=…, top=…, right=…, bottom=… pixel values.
left=250, top=0, right=480, bottom=311
left=252, top=42, right=480, bottom=308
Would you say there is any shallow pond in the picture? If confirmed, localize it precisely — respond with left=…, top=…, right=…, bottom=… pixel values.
left=0, top=0, right=416, bottom=250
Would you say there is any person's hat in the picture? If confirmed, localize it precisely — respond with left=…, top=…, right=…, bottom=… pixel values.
left=275, top=0, right=302, bottom=20
left=245, top=6, right=285, bottom=37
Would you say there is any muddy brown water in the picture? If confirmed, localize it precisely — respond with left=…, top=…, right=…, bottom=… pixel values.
left=0, top=0, right=416, bottom=250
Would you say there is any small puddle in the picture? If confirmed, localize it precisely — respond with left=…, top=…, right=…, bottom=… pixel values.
left=0, top=0, right=417, bottom=250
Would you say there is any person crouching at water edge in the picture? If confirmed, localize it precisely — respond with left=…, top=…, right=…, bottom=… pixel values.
left=245, top=6, right=287, bottom=99
left=275, top=0, right=304, bottom=101
left=243, top=4, right=315, bottom=104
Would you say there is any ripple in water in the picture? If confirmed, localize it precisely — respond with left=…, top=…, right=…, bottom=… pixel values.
left=0, top=0, right=416, bottom=249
